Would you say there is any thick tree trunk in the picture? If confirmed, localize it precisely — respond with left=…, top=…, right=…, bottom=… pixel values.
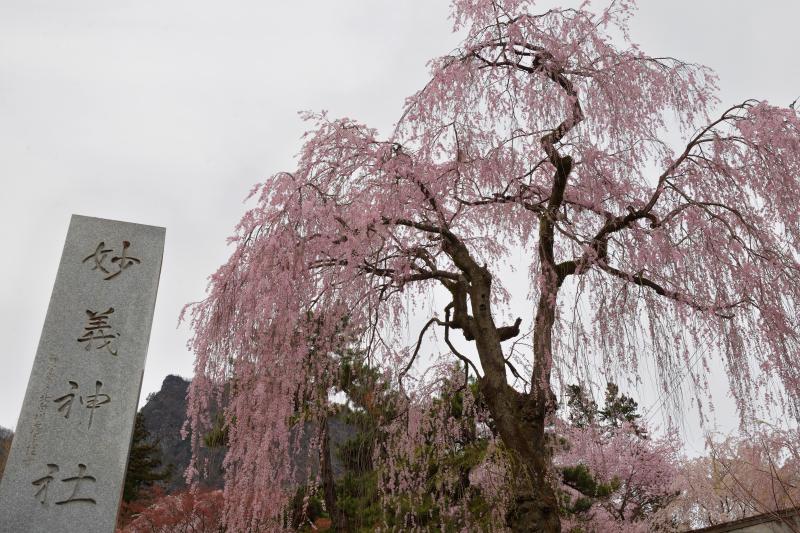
left=507, top=284, right=561, bottom=532
left=478, top=370, right=561, bottom=532
left=442, top=217, right=565, bottom=531
left=486, top=149, right=574, bottom=532
left=464, top=266, right=561, bottom=532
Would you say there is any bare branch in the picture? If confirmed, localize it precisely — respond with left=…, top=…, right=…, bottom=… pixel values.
left=400, top=317, right=439, bottom=378
left=597, top=262, right=738, bottom=318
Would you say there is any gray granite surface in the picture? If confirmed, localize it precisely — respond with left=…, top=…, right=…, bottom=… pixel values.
left=0, top=215, right=165, bottom=532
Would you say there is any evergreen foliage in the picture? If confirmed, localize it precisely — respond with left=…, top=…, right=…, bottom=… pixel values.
left=566, top=383, right=646, bottom=437
left=559, top=383, right=676, bottom=530
left=124, top=412, right=172, bottom=502
left=332, top=353, right=390, bottom=531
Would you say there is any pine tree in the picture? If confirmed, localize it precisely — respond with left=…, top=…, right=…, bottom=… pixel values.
left=559, top=384, right=677, bottom=530
left=566, top=383, right=646, bottom=437
left=123, top=412, right=171, bottom=502
left=599, top=383, right=646, bottom=437
left=333, top=352, right=396, bottom=531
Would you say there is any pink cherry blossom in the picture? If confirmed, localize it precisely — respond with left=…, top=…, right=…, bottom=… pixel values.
left=185, top=0, right=800, bottom=529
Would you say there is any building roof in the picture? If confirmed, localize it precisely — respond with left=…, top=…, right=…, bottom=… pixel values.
left=691, top=507, right=800, bottom=533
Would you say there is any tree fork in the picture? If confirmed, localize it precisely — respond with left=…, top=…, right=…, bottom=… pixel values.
left=449, top=240, right=561, bottom=532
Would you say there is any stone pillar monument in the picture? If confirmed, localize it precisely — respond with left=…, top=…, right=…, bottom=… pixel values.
left=0, top=215, right=165, bottom=532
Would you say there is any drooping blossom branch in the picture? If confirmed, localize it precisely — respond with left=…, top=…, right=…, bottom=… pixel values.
left=185, top=1, right=800, bottom=530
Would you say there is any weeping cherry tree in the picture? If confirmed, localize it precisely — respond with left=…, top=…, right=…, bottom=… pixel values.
left=185, top=1, right=800, bottom=531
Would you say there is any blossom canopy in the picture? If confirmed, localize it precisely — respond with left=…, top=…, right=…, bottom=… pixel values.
left=186, top=0, right=800, bottom=529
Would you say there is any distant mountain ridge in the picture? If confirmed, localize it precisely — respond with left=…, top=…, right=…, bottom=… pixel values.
left=138, top=375, right=356, bottom=493
left=140, top=375, right=225, bottom=491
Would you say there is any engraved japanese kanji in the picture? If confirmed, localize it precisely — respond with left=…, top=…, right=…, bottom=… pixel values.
left=31, top=463, right=97, bottom=506
left=56, top=464, right=97, bottom=505
left=31, top=464, right=58, bottom=505
left=53, top=380, right=111, bottom=429
left=77, top=308, right=119, bottom=356
left=0, top=215, right=165, bottom=532
left=53, top=381, right=79, bottom=419
left=82, top=240, right=141, bottom=280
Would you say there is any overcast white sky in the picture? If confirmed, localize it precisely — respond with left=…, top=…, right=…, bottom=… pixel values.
left=1, top=1, right=798, bottom=452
